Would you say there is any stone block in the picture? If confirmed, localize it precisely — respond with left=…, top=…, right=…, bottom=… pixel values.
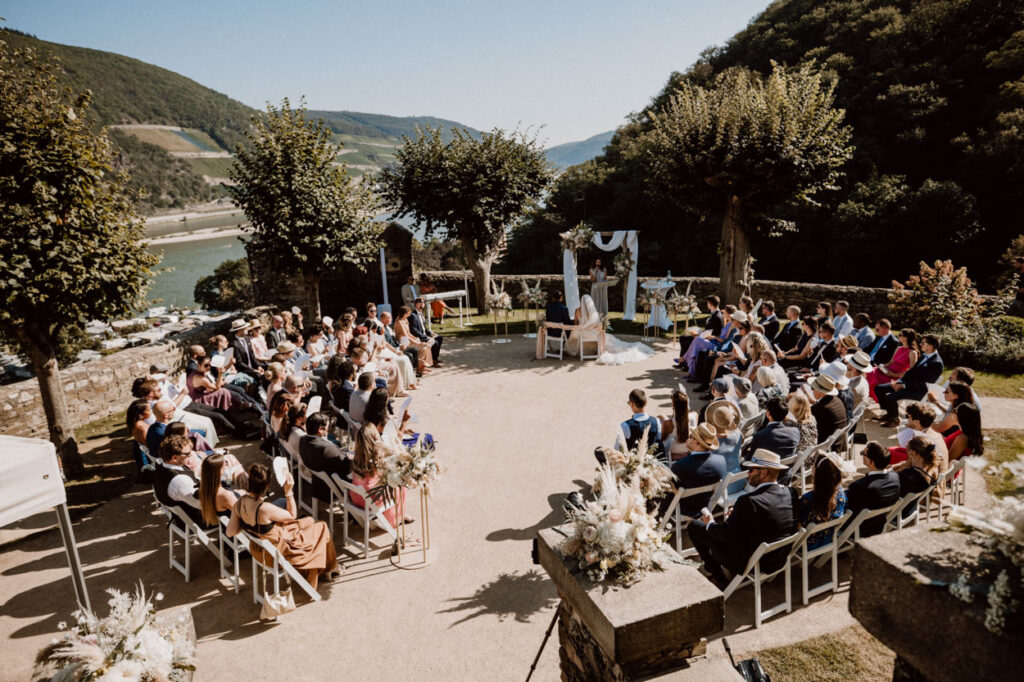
left=537, top=527, right=724, bottom=680
left=850, top=527, right=1024, bottom=682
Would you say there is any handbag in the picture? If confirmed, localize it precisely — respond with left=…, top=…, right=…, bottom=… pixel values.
left=259, top=569, right=296, bottom=620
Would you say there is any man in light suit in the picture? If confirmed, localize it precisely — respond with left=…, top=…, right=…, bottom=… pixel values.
left=401, top=275, right=419, bottom=308
left=411, top=298, right=443, bottom=365
left=876, top=334, right=944, bottom=426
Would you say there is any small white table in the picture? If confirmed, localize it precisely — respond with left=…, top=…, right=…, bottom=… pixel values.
left=642, top=279, right=675, bottom=330
left=420, top=289, right=467, bottom=331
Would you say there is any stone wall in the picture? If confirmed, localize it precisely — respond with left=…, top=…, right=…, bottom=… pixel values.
left=0, top=307, right=272, bottom=439
left=420, top=271, right=895, bottom=321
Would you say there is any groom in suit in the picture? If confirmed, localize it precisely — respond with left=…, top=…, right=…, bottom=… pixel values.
left=544, top=290, right=573, bottom=337
left=876, top=334, right=944, bottom=426
left=411, top=298, right=443, bottom=365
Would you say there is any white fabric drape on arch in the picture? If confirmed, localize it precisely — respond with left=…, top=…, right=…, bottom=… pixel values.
left=564, top=230, right=638, bottom=320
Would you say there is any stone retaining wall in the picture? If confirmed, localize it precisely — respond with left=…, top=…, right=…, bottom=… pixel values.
left=420, top=271, right=894, bottom=321
left=0, top=306, right=272, bottom=439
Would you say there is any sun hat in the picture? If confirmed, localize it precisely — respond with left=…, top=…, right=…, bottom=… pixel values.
left=732, top=376, right=752, bottom=397
left=731, top=310, right=749, bottom=324
left=810, top=373, right=838, bottom=396
left=846, top=351, right=872, bottom=373
left=690, top=422, right=720, bottom=451
left=706, top=400, right=741, bottom=432
left=291, top=306, right=302, bottom=315
left=277, top=341, right=297, bottom=354
left=839, top=334, right=858, bottom=350
left=322, top=316, right=334, bottom=328
left=229, top=318, right=249, bottom=333
left=742, top=448, right=788, bottom=470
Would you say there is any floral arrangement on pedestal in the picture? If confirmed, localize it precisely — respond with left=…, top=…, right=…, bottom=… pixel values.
left=559, top=222, right=594, bottom=254
left=665, top=281, right=699, bottom=339
left=518, top=279, right=546, bottom=333
left=637, top=287, right=666, bottom=338
left=376, top=436, right=443, bottom=494
left=486, top=280, right=512, bottom=340
left=946, top=455, right=1023, bottom=634
left=558, top=465, right=668, bottom=583
left=592, top=429, right=673, bottom=503
left=34, top=583, right=195, bottom=681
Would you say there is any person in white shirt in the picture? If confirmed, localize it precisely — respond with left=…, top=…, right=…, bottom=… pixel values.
left=401, top=275, right=419, bottom=307
left=348, top=371, right=375, bottom=424
left=832, top=300, right=854, bottom=338
left=756, top=349, right=790, bottom=394
left=845, top=351, right=872, bottom=411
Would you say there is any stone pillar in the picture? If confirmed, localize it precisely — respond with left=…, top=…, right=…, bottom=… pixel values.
left=849, top=527, right=1024, bottom=682
left=536, top=528, right=725, bottom=681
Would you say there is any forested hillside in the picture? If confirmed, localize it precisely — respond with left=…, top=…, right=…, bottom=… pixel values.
left=309, top=110, right=481, bottom=140
left=504, top=0, right=1024, bottom=289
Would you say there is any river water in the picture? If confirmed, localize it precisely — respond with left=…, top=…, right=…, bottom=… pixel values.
left=144, top=235, right=245, bottom=308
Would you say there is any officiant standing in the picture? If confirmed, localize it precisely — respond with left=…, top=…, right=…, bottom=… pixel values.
left=589, top=258, right=609, bottom=316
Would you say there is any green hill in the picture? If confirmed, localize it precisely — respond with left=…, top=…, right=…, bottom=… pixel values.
left=309, top=110, right=482, bottom=141
left=508, top=0, right=1024, bottom=289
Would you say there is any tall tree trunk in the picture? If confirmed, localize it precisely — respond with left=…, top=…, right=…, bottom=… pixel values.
left=16, top=323, right=84, bottom=478
left=718, top=195, right=750, bottom=305
left=461, top=237, right=495, bottom=314
left=303, top=272, right=321, bottom=320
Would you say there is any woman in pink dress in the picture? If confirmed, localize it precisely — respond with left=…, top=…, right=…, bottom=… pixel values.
left=187, top=356, right=242, bottom=412
left=866, top=328, right=918, bottom=401
left=350, top=391, right=411, bottom=529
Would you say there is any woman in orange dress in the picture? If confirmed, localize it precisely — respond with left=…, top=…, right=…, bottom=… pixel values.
left=226, top=462, right=340, bottom=591
left=866, top=328, right=919, bottom=401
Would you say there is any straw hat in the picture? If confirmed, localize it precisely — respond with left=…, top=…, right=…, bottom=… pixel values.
left=322, top=316, right=334, bottom=327
left=731, top=310, right=749, bottom=324
left=690, top=422, right=720, bottom=451
left=706, top=400, right=741, bottom=432
left=229, top=318, right=249, bottom=333
left=743, top=449, right=788, bottom=470
left=839, top=334, right=858, bottom=350
left=810, top=373, right=838, bottom=396
left=247, top=319, right=264, bottom=330
left=846, top=351, right=872, bottom=373
left=277, top=341, right=297, bottom=354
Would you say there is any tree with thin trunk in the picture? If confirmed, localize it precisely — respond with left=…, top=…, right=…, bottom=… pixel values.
left=229, top=99, right=383, bottom=319
left=0, top=41, right=158, bottom=477
left=377, top=126, right=552, bottom=313
left=642, top=62, right=853, bottom=304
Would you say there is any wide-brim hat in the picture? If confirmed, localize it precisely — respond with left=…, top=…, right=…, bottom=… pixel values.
left=742, top=448, right=787, bottom=470
left=839, top=334, right=858, bottom=350
left=691, top=422, right=720, bottom=451
left=277, top=341, right=297, bottom=353
left=810, top=373, right=838, bottom=396
left=731, top=310, right=749, bottom=324
left=247, top=319, right=264, bottom=330
left=291, top=306, right=302, bottom=315
left=846, top=350, right=872, bottom=373
left=322, top=316, right=334, bottom=327
left=706, top=400, right=741, bottom=432
left=229, top=318, right=248, bottom=332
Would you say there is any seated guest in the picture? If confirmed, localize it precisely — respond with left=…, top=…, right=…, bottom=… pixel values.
left=677, top=295, right=723, bottom=366
left=349, top=371, right=375, bottom=424
left=687, top=450, right=797, bottom=586
left=328, top=358, right=357, bottom=412
left=845, top=441, right=900, bottom=537
left=395, top=305, right=432, bottom=372
left=279, top=403, right=307, bottom=458
left=758, top=349, right=790, bottom=394
left=930, top=377, right=978, bottom=434
left=809, top=374, right=848, bottom=444
left=851, top=313, right=875, bottom=350
left=732, top=377, right=760, bottom=421
left=832, top=300, right=854, bottom=338
left=153, top=435, right=205, bottom=526
left=299, top=412, right=353, bottom=502
left=226, top=462, right=340, bottom=590
left=658, top=389, right=693, bottom=461
left=186, top=344, right=205, bottom=375
left=264, top=362, right=287, bottom=409
left=898, top=436, right=939, bottom=502
left=164, top=421, right=213, bottom=468
left=866, top=328, right=919, bottom=400
left=787, top=392, right=818, bottom=452
left=127, top=399, right=151, bottom=450
left=351, top=422, right=406, bottom=529
left=753, top=366, right=785, bottom=408
left=544, top=290, right=573, bottom=337
left=411, top=298, right=443, bottom=365
left=798, top=453, right=848, bottom=550
left=198, top=452, right=244, bottom=525
left=945, top=403, right=984, bottom=461
left=363, top=302, right=385, bottom=333
left=806, top=320, right=838, bottom=369
left=774, top=305, right=802, bottom=352
left=668, top=423, right=725, bottom=516
left=698, top=378, right=731, bottom=422
left=619, top=388, right=661, bottom=452
left=743, top=398, right=800, bottom=460
left=864, top=318, right=899, bottom=365
left=187, top=355, right=249, bottom=428
left=816, top=301, right=833, bottom=323
left=876, top=334, right=944, bottom=427
left=845, top=351, right=872, bottom=412
left=693, top=309, right=747, bottom=389
left=268, top=391, right=296, bottom=435
left=683, top=303, right=735, bottom=379
left=146, top=399, right=177, bottom=458
left=888, top=402, right=948, bottom=467
left=778, top=317, right=819, bottom=369
left=379, top=310, right=420, bottom=387
left=759, top=300, right=780, bottom=343
left=707, top=400, right=743, bottom=473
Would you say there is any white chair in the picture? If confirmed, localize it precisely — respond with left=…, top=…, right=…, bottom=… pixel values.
left=334, top=475, right=398, bottom=559
left=244, top=530, right=322, bottom=606
left=787, top=442, right=828, bottom=494
left=925, top=459, right=965, bottom=521
left=795, top=512, right=850, bottom=605
left=543, top=327, right=566, bottom=360
left=156, top=500, right=225, bottom=583
left=740, top=411, right=764, bottom=440
left=816, top=503, right=897, bottom=568
left=885, top=487, right=932, bottom=532
left=716, top=471, right=752, bottom=517
left=578, top=326, right=603, bottom=361
left=217, top=515, right=248, bottom=594
left=658, top=479, right=725, bottom=551
left=542, top=322, right=606, bottom=361
left=722, top=528, right=806, bottom=628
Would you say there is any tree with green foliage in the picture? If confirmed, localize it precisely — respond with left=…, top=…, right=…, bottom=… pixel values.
left=377, top=126, right=552, bottom=313
left=642, top=62, right=853, bottom=303
left=229, top=99, right=383, bottom=319
left=194, top=257, right=254, bottom=310
left=0, top=41, right=158, bottom=477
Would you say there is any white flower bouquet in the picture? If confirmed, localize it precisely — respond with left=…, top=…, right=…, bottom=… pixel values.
left=559, top=222, right=593, bottom=253
left=35, top=583, right=195, bottom=681
left=518, top=279, right=547, bottom=307
left=612, top=249, right=634, bottom=278
left=593, top=430, right=673, bottom=503
left=558, top=465, right=668, bottom=583
left=377, top=436, right=443, bottom=492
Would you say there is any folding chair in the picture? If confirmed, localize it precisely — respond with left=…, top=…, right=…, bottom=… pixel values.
left=334, top=475, right=398, bottom=558
left=722, top=528, right=806, bottom=628
left=740, top=411, right=765, bottom=440
left=543, top=327, right=566, bottom=360
left=658, top=479, right=726, bottom=552
left=578, top=326, right=603, bottom=361
left=245, top=531, right=322, bottom=606
left=815, top=503, right=897, bottom=568
left=784, top=442, right=828, bottom=494
left=884, top=487, right=932, bottom=532
left=795, top=512, right=851, bottom=605
left=157, top=500, right=225, bottom=583
left=217, top=515, right=249, bottom=594
left=717, top=471, right=752, bottom=516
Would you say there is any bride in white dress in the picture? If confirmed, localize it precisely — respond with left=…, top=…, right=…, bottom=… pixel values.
left=567, top=294, right=655, bottom=365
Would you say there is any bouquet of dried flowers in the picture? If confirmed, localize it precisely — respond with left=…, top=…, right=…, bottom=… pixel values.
left=559, top=222, right=594, bottom=253
left=593, top=429, right=673, bottom=502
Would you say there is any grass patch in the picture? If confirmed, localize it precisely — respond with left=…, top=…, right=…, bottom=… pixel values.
left=756, top=624, right=894, bottom=682
left=967, top=371, right=1024, bottom=399
left=980, top=428, right=1024, bottom=498
left=184, top=156, right=235, bottom=178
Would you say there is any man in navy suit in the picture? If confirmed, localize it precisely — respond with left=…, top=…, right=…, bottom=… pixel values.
left=844, top=441, right=900, bottom=537
left=876, top=334, right=944, bottom=426
left=742, top=398, right=800, bottom=459
left=544, top=291, right=573, bottom=337
left=411, top=298, right=443, bottom=365
left=773, top=305, right=803, bottom=352
left=760, top=300, right=780, bottom=343
left=687, top=449, right=798, bottom=586
left=865, top=318, right=899, bottom=365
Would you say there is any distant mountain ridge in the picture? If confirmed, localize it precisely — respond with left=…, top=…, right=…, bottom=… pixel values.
left=308, top=110, right=482, bottom=141
left=545, top=130, right=614, bottom=169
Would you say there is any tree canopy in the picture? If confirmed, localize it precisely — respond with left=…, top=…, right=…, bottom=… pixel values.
left=229, top=99, right=384, bottom=319
left=377, top=126, right=552, bottom=311
left=0, top=39, right=158, bottom=475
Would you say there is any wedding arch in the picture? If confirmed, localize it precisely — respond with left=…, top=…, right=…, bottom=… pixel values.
left=563, top=230, right=638, bottom=321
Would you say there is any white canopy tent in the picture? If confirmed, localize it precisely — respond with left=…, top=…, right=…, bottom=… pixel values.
left=563, top=230, right=638, bottom=321
left=0, top=435, right=90, bottom=612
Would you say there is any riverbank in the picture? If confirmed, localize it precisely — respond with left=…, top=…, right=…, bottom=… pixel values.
left=143, top=227, right=246, bottom=245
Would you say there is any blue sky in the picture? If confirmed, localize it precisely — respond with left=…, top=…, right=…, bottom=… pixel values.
left=2, top=1, right=773, bottom=146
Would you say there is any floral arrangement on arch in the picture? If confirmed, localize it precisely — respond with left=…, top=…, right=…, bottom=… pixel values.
left=518, top=279, right=547, bottom=307
left=612, top=248, right=635, bottom=278
left=34, top=583, right=196, bottom=681
left=945, top=456, right=1024, bottom=634
left=559, top=465, right=668, bottom=583
left=593, top=428, right=673, bottom=503
left=560, top=222, right=594, bottom=254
